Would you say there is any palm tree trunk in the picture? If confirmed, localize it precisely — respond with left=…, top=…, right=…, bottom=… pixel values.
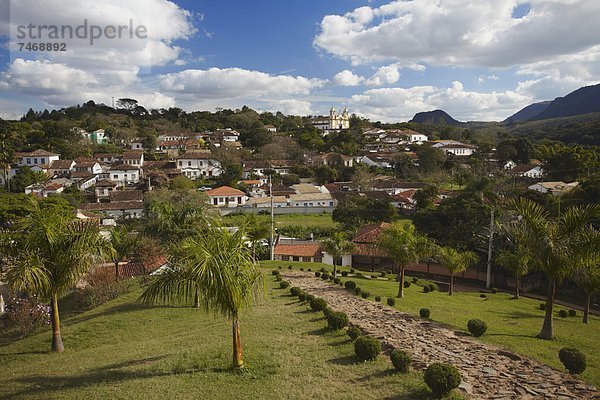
left=232, top=316, right=243, bottom=368
left=193, top=287, right=199, bottom=309
left=115, top=260, right=119, bottom=280
left=397, top=265, right=405, bottom=298
left=449, top=273, right=454, bottom=295
left=583, top=291, right=590, bottom=324
left=539, top=278, right=556, bottom=340
left=51, top=293, right=64, bottom=353
left=515, top=275, right=520, bottom=299
left=332, top=259, right=337, bottom=278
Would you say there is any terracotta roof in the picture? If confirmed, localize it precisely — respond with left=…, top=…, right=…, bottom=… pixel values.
left=70, top=171, right=96, bottom=180
left=177, top=150, right=215, bottom=160
left=353, top=222, right=391, bottom=244
left=95, top=179, right=117, bottom=188
left=206, top=186, right=245, bottom=196
left=110, top=163, right=140, bottom=171
left=242, top=180, right=261, bottom=185
left=81, top=201, right=144, bottom=211
left=18, top=149, right=59, bottom=157
left=49, top=160, right=74, bottom=169
left=508, top=164, right=541, bottom=174
left=110, top=190, right=143, bottom=202
left=122, top=151, right=143, bottom=160
left=274, top=243, right=322, bottom=257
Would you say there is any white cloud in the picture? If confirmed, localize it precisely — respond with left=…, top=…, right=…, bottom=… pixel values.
left=314, top=0, right=600, bottom=68
left=333, top=70, right=364, bottom=86
left=365, top=64, right=401, bottom=86
left=269, top=99, right=313, bottom=115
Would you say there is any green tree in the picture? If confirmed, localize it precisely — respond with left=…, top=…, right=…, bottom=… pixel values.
left=169, top=176, right=196, bottom=190
left=140, top=226, right=263, bottom=368
left=378, top=222, right=433, bottom=298
left=438, top=247, right=478, bottom=295
left=313, top=165, right=338, bottom=185
left=415, top=145, right=447, bottom=174
left=243, top=214, right=271, bottom=261
left=321, top=232, right=355, bottom=278
left=571, top=228, right=600, bottom=324
left=508, top=198, right=600, bottom=339
left=109, top=226, right=139, bottom=279
left=1, top=203, right=113, bottom=352
left=414, top=185, right=438, bottom=209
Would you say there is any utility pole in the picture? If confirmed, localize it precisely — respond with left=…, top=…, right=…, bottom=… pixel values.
left=486, top=208, right=494, bottom=289
left=269, top=174, right=275, bottom=261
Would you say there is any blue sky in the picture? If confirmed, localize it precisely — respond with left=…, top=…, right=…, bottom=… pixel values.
left=1, top=0, right=599, bottom=121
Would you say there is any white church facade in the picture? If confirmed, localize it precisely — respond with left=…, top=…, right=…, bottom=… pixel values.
left=312, top=107, right=350, bottom=132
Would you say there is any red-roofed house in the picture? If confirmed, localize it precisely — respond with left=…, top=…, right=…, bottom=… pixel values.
left=274, top=241, right=323, bottom=263
left=206, top=186, right=246, bottom=207
left=351, top=222, right=394, bottom=270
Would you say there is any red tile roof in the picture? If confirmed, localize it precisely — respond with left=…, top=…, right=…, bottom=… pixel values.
left=353, top=222, right=390, bottom=243
left=274, top=243, right=322, bottom=258
left=206, top=186, right=244, bottom=196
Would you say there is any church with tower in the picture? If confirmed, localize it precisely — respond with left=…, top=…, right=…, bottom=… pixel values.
left=312, top=106, right=350, bottom=132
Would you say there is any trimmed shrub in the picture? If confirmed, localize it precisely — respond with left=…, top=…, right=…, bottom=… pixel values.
left=412, top=277, right=418, bottom=283
left=275, top=276, right=283, bottom=282
left=272, top=270, right=280, bottom=276
left=374, top=295, right=381, bottom=302
left=467, top=319, right=488, bottom=337
left=539, top=303, right=546, bottom=310
left=323, top=307, right=333, bottom=318
left=298, top=292, right=307, bottom=302
left=559, top=309, right=568, bottom=318
left=315, top=271, right=321, bottom=277
left=307, top=268, right=312, bottom=272
left=306, top=294, right=315, bottom=303
left=280, top=280, right=290, bottom=289
left=350, top=268, right=355, bottom=273
left=290, top=287, right=301, bottom=296
left=278, top=266, right=282, bottom=269
left=428, top=283, right=438, bottom=292
left=327, top=311, right=349, bottom=331
left=403, top=280, right=411, bottom=288
left=559, top=347, right=586, bottom=374
left=347, top=325, right=362, bottom=341
left=390, top=349, right=411, bottom=373
left=328, top=275, right=334, bottom=282
left=355, top=272, right=363, bottom=278
left=341, top=271, right=349, bottom=277
left=568, top=309, right=577, bottom=317
left=333, top=277, right=341, bottom=284
left=380, top=271, right=387, bottom=278
left=321, top=273, right=330, bottom=280
left=491, top=288, right=498, bottom=294
left=345, top=281, right=357, bottom=290
left=480, top=294, right=487, bottom=298
left=423, top=285, right=431, bottom=293
left=387, top=298, right=396, bottom=306
left=300, top=268, right=304, bottom=271
left=354, top=287, right=362, bottom=295
left=424, top=363, right=461, bottom=399
left=320, top=267, right=327, bottom=272
left=310, top=297, right=327, bottom=312
left=419, top=308, right=430, bottom=318
left=354, top=336, right=381, bottom=361
left=361, top=291, right=370, bottom=299
left=288, top=265, right=293, bottom=270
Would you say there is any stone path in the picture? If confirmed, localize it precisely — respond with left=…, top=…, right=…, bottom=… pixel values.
left=283, top=272, right=600, bottom=400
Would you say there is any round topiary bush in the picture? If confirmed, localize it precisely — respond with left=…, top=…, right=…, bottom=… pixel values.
left=347, top=325, right=361, bottom=341
left=412, top=277, right=418, bottom=284
left=424, top=363, right=461, bottom=399
left=387, top=298, right=396, bottom=307
left=320, top=267, right=326, bottom=272
left=323, top=307, right=333, bottom=318
left=375, top=295, right=381, bottom=302
left=341, top=271, right=348, bottom=277
left=345, top=281, right=356, bottom=290
left=491, top=288, right=498, bottom=294
left=420, top=308, right=430, bottom=318
left=298, top=292, right=307, bottom=302
left=355, top=272, right=363, bottom=278
left=559, top=347, right=586, bottom=374
left=559, top=309, right=568, bottom=318
left=333, top=277, right=341, bottom=284
left=310, top=297, right=327, bottom=312
left=276, top=275, right=283, bottom=281
left=361, top=291, right=370, bottom=299
left=305, top=294, right=315, bottom=303
left=403, top=280, right=411, bottom=288
left=540, top=303, right=546, bottom=310
left=328, top=275, right=334, bottom=281
left=321, top=273, right=330, bottom=280
left=380, top=271, right=387, bottom=278
left=390, top=349, right=411, bottom=373
left=307, top=268, right=312, bottom=272
left=568, top=309, right=577, bottom=317
left=354, top=287, right=362, bottom=295
left=315, top=271, right=321, bottom=277
left=327, top=311, right=349, bottom=331
left=288, top=265, right=293, bottom=270
left=280, top=280, right=290, bottom=289
left=428, top=283, right=438, bottom=292
left=354, top=336, right=381, bottom=361
left=272, top=270, right=280, bottom=276
left=467, top=319, right=488, bottom=337
left=480, top=293, right=487, bottom=298
left=423, top=285, right=431, bottom=293
left=290, top=287, right=301, bottom=296
left=300, top=268, right=304, bottom=271
left=350, top=268, right=355, bottom=273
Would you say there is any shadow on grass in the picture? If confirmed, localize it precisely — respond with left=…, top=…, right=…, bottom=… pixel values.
left=328, top=339, right=351, bottom=347
left=499, top=311, right=542, bottom=320
left=355, top=368, right=397, bottom=382
left=382, top=386, right=432, bottom=400
left=327, top=355, right=357, bottom=366
left=294, top=309, right=314, bottom=315
left=486, top=332, right=537, bottom=339
left=309, top=316, right=325, bottom=322
left=307, top=327, right=328, bottom=336
left=64, top=302, right=178, bottom=326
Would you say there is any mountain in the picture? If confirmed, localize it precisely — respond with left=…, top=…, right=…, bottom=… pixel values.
left=528, top=83, right=600, bottom=121
left=504, top=101, right=551, bottom=123
left=410, top=109, right=463, bottom=126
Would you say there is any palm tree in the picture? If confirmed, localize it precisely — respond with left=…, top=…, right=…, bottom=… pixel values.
left=438, top=246, right=478, bottom=295
left=140, top=226, right=263, bottom=368
left=495, top=250, right=529, bottom=299
left=378, top=222, right=433, bottom=298
left=1, top=204, right=112, bottom=352
left=243, top=214, right=270, bottom=261
left=109, top=226, right=139, bottom=279
left=508, top=198, right=600, bottom=339
left=321, top=232, right=355, bottom=277
left=572, top=227, right=600, bottom=324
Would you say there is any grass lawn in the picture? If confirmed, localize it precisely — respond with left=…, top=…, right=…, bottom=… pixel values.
left=0, top=276, right=454, bottom=400
left=262, top=261, right=600, bottom=386
left=275, top=213, right=336, bottom=228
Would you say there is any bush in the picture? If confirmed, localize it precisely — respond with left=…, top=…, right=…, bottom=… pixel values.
left=328, top=275, right=334, bottom=282
left=320, top=268, right=327, bottom=272
left=1, top=296, right=50, bottom=336
left=375, top=295, right=381, bottom=302
left=568, top=309, right=577, bottom=317
left=412, top=277, right=418, bottom=283
left=341, top=271, right=348, bottom=277
left=315, top=271, right=321, bottom=277
left=306, top=294, right=315, bottom=302
left=423, top=285, right=431, bottom=293
left=350, top=268, right=355, bottom=273
left=491, top=288, right=498, bottom=294
left=419, top=308, right=430, bottom=318
left=480, top=294, right=487, bottom=298
left=403, top=280, right=411, bottom=288
left=300, top=268, right=304, bottom=272
left=323, top=307, right=333, bottom=318
left=321, top=273, right=330, bottom=280
left=298, top=292, right=307, bottom=302
left=74, top=269, right=131, bottom=312
left=355, top=272, right=363, bottom=278
left=272, top=270, right=280, bottom=276
left=288, top=265, right=293, bottom=270
left=559, top=347, right=586, bottom=374
left=278, top=266, right=282, bottom=269
left=558, top=309, right=568, bottom=318
left=390, top=349, right=411, bottom=373
left=275, top=275, right=283, bottom=282
left=539, top=303, right=546, bottom=310
left=354, top=336, right=381, bottom=361
left=428, top=283, right=438, bottom=292
left=424, top=363, right=461, bottom=399
left=354, top=287, right=362, bottom=295
left=327, top=311, right=349, bottom=331
left=380, top=271, right=387, bottom=278
left=345, top=281, right=356, bottom=290
left=333, top=277, right=341, bottom=284
left=361, top=291, right=370, bottom=299
left=347, top=325, right=362, bottom=341
left=307, top=268, right=312, bottom=272
left=387, top=298, right=396, bottom=306
left=280, top=280, right=290, bottom=289
left=310, top=297, right=327, bottom=312
left=467, top=319, right=488, bottom=337
left=290, top=287, right=302, bottom=297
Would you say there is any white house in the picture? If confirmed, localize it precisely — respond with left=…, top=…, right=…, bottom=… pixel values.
left=48, top=160, right=75, bottom=177
left=130, top=140, right=144, bottom=150
left=122, top=151, right=144, bottom=167
left=360, top=154, right=395, bottom=169
left=407, top=133, right=428, bottom=144
left=265, top=125, right=277, bottom=133
left=432, top=140, right=476, bottom=156
left=176, top=151, right=222, bottom=179
left=247, top=196, right=288, bottom=208
left=206, top=186, right=246, bottom=207
left=108, top=164, right=140, bottom=186
left=289, top=192, right=335, bottom=207
left=322, top=251, right=352, bottom=267
left=94, top=179, right=118, bottom=200
left=74, top=158, right=103, bottom=175
left=509, top=164, right=544, bottom=179
left=81, top=201, right=144, bottom=219
left=16, top=150, right=60, bottom=168
left=528, top=181, right=579, bottom=196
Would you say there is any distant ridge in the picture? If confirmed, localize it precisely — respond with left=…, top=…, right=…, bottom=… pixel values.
left=504, top=101, right=551, bottom=123
left=409, top=109, right=463, bottom=126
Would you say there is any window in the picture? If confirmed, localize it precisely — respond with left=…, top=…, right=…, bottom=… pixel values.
left=26, top=158, right=31, bottom=164
left=282, top=255, right=290, bottom=261
left=33, top=158, right=38, bottom=164
left=113, top=174, right=118, bottom=179
left=179, top=161, right=182, bottom=167
left=213, top=198, right=218, bottom=205
left=188, top=161, right=192, bottom=167
left=237, top=196, right=242, bottom=203
left=293, top=256, right=300, bottom=262
left=302, top=257, right=311, bottom=262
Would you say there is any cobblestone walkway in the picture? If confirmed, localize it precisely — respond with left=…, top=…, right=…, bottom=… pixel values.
left=283, top=272, right=600, bottom=400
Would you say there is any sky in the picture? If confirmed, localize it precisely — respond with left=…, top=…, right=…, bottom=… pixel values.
left=0, top=0, right=599, bottom=122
